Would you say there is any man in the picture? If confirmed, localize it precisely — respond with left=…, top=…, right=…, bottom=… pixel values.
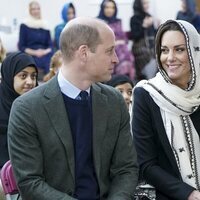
left=8, top=17, right=138, bottom=200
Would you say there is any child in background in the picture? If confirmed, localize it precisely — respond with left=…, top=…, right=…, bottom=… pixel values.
left=106, top=74, right=134, bottom=112
left=43, top=50, right=62, bottom=82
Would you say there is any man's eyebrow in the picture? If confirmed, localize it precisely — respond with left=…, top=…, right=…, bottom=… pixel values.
left=105, top=46, right=115, bottom=52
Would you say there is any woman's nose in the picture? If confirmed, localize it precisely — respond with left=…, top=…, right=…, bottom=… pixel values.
left=167, top=50, right=176, bottom=62
left=26, top=76, right=34, bottom=84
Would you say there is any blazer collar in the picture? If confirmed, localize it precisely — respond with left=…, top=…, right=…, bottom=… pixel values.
left=91, top=83, right=109, bottom=179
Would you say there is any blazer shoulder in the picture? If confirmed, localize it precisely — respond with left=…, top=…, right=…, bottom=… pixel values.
left=133, top=86, right=157, bottom=110
left=16, top=77, right=59, bottom=104
left=95, top=82, right=123, bottom=98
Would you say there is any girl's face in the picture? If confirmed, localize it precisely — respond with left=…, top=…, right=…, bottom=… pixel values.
left=115, top=83, right=133, bottom=108
left=181, top=0, right=187, bottom=12
left=160, top=30, right=191, bottom=89
left=29, top=2, right=41, bottom=19
left=104, top=1, right=116, bottom=18
left=67, top=7, right=75, bottom=21
left=142, top=0, right=150, bottom=13
left=13, top=66, right=37, bottom=95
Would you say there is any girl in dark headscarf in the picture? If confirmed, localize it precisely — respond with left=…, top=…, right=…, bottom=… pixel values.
left=54, top=2, right=76, bottom=50
left=98, top=0, right=135, bottom=80
left=130, top=0, right=157, bottom=81
left=0, top=51, right=38, bottom=168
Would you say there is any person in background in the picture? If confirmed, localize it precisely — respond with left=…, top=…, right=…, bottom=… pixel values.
left=0, top=52, right=38, bottom=169
left=106, top=74, right=133, bottom=112
left=132, top=19, right=200, bottom=199
left=176, top=0, right=200, bottom=33
left=0, top=38, right=6, bottom=64
left=18, top=1, right=53, bottom=78
left=54, top=2, right=75, bottom=50
left=8, top=17, right=138, bottom=200
left=130, top=0, right=157, bottom=82
left=0, top=38, right=6, bottom=82
left=98, top=0, right=135, bottom=80
left=43, top=50, right=62, bottom=82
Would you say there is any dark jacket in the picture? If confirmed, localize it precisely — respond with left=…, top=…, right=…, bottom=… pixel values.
left=132, top=87, right=197, bottom=200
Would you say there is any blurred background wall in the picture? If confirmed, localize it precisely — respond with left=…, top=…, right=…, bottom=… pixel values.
left=0, top=0, right=185, bottom=52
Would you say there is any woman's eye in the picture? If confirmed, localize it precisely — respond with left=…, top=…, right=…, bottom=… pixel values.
left=20, top=74, right=27, bottom=79
left=31, top=74, right=37, bottom=80
left=161, top=48, right=168, bottom=53
left=176, top=48, right=185, bottom=52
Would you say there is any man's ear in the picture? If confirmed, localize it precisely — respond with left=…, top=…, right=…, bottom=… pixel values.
left=78, top=45, right=89, bottom=62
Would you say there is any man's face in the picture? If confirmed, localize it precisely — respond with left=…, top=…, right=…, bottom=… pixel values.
left=85, top=28, right=119, bottom=83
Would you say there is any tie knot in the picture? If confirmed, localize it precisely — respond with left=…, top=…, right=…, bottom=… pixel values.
left=79, top=91, right=88, bottom=100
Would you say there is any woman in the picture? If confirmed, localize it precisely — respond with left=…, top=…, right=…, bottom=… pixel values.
left=98, top=0, right=135, bottom=80
left=0, top=51, right=38, bottom=169
left=176, top=0, right=200, bottom=33
left=132, top=20, right=200, bottom=199
left=130, top=0, right=157, bottom=81
left=54, top=2, right=75, bottom=50
left=18, top=1, right=53, bottom=75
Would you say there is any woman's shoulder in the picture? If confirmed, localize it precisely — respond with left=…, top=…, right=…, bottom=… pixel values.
left=134, top=86, right=149, bottom=96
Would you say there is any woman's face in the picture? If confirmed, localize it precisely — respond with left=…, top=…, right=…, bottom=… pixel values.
left=115, top=83, right=133, bottom=109
left=160, top=30, right=191, bottom=89
left=29, top=2, right=41, bottom=19
left=67, top=7, right=75, bottom=21
left=181, top=0, right=187, bottom=12
left=104, top=1, right=116, bottom=18
left=13, top=66, right=37, bottom=95
left=142, top=0, right=150, bottom=13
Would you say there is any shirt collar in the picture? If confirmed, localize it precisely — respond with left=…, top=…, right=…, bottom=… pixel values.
left=57, top=70, right=90, bottom=99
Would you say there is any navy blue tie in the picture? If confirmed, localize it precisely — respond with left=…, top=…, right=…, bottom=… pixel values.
left=79, top=91, right=88, bottom=100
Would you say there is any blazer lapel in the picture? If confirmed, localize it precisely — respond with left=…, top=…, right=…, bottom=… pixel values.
left=92, top=84, right=108, bottom=179
left=42, top=77, right=75, bottom=181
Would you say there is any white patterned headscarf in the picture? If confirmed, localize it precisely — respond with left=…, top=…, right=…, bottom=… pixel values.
left=135, top=20, right=200, bottom=189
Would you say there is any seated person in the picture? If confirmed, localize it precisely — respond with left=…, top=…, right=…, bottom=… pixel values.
left=54, top=2, right=75, bottom=50
left=18, top=1, right=53, bottom=76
